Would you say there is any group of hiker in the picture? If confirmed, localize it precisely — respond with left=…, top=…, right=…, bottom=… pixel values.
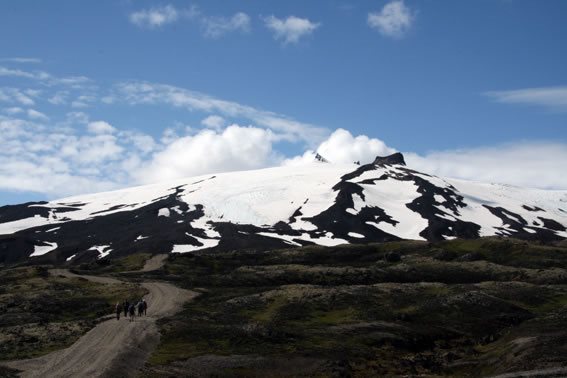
left=114, top=299, right=147, bottom=321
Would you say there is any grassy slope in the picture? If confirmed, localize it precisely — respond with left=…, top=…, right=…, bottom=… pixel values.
left=145, top=238, right=567, bottom=377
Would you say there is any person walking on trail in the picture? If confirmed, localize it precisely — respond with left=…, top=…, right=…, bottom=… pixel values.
left=123, top=300, right=129, bottom=318
left=115, top=302, right=122, bottom=321
left=137, top=300, right=144, bottom=317
left=128, top=303, right=136, bottom=322
left=142, top=299, right=148, bottom=316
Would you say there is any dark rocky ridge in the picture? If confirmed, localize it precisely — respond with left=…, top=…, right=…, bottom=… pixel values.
left=373, top=152, right=406, bottom=166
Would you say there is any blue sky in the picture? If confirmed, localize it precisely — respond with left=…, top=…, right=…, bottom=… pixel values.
left=1, top=0, right=566, bottom=205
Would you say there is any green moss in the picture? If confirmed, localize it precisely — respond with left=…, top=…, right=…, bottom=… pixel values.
left=251, top=296, right=288, bottom=323
left=148, top=341, right=205, bottom=365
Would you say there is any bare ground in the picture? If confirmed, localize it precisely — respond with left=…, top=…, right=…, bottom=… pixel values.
left=139, top=254, right=168, bottom=273
left=3, top=268, right=196, bottom=378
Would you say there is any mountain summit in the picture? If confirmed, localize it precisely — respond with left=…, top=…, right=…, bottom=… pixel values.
left=0, top=157, right=565, bottom=264
left=373, top=152, right=406, bottom=166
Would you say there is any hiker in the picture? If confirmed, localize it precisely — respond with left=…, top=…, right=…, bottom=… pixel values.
left=115, top=302, right=122, bottom=321
left=142, top=299, right=148, bottom=316
left=123, top=300, right=129, bottom=318
left=137, top=300, right=144, bottom=317
left=128, top=303, right=136, bottom=322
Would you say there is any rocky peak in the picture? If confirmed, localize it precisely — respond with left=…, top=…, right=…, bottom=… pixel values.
left=314, top=153, right=329, bottom=163
left=373, top=152, right=406, bottom=166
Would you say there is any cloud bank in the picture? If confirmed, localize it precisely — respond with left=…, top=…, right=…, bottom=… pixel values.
left=1, top=63, right=566, bottom=202
left=405, top=143, right=567, bottom=190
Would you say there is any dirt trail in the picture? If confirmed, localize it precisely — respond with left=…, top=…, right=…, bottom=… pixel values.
left=488, top=367, right=567, bottom=378
left=4, top=268, right=196, bottom=378
left=139, top=254, right=168, bottom=272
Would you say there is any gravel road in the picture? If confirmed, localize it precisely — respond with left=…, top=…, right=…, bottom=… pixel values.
left=4, top=268, right=196, bottom=377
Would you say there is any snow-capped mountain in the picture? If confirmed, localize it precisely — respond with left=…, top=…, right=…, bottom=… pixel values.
left=0, top=153, right=566, bottom=264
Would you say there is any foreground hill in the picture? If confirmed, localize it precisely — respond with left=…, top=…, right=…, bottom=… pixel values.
left=2, top=238, right=566, bottom=377
left=132, top=238, right=567, bottom=376
left=0, top=153, right=565, bottom=264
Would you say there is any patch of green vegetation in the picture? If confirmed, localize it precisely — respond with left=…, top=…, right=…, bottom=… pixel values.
left=111, top=253, right=152, bottom=272
left=148, top=340, right=208, bottom=366
left=251, top=296, right=288, bottom=323
left=310, top=307, right=358, bottom=325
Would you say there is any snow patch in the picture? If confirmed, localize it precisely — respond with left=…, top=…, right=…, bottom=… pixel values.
left=89, top=245, right=112, bottom=259
left=172, top=237, right=220, bottom=253
left=257, top=232, right=302, bottom=246
left=158, top=208, right=170, bottom=217
left=348, top=232, right=365, bottom=238
left=358, top=177, right=428, bottom=240
left=30, top=242, right=58, bottom=257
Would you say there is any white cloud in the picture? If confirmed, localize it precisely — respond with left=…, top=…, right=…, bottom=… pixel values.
left=75, top=134, right=123, bottom=164
left=0, top=88, right=36, bottom=106
left=0, top=65, right=90, bottom=88
left=281, top=150, right=320, bottom=167
left=27, top=109, right=49, bottom=121
left=263, top=16, right=320, bottom=44
left=283, top=130, right=567, bottom=190
left=71, top=94, right=96, bottom=108
left=368, top=0, right=414, bottom=38
left=48, top=91, right=68, bottom=105
left=160, top=127, right=179, bottom=145
left=1, top=63, right=565, bottom=201
left=112, top=81, right=328, bottom=145
left=136, top=125, right=277, bottom=184
left=66, top=112, right=90, bottom=125
left=283, top=129, right=396, bottom=166
left=125, top=133, right=156, bottom=154
left=316, top=128, right=396, bottom=164
left=485, top=86, right=567, bottom=112
left=87, top=121, right=116, bottom=134
left=129, top=5, right=179, bottom=28
left=201, top=115, right=225, bottom=130
left=3, top=107, right=24, bottom=115
left=0, top=66, right=37, bottom=79
left=202, top=12, right=251, bottom=38
left=0, top=117, right=123, bottom=197
left=0, top=57, right=42, bottom=64
left=405, top=142, right=567, bottom=190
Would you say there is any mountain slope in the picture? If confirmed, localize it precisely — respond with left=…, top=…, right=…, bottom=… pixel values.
left=0, top=153, right=565, bottom=264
